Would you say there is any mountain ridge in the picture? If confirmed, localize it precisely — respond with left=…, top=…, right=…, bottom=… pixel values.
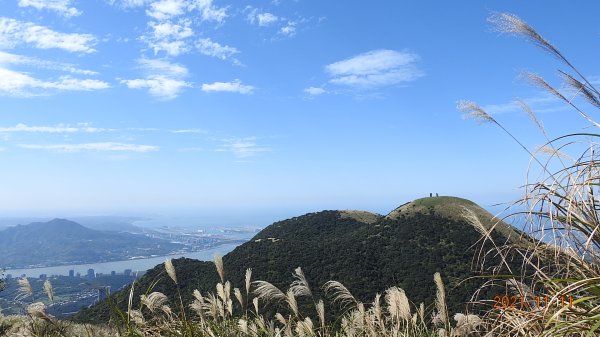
left=0, top=218, right=184, bottom=269
left=73, top=196, right=528, bottom=323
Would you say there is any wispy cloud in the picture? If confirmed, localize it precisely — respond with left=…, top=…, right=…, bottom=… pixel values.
left=279, top=21, right=296, bottom=36
left=304, top=86, right=326, bottom=96
left=201, top=79, right=254, bottom=94
left=482, top=94, right=567, bottom=115
left=0, top=17, right=96, bottom=53
left=121, top=58, right=191, bottom=99
left=0, top=123, right=105, bottom=133
left=18, top=142, right=158, bottom=153
left=196, top=38, right=238, bottom=61
left=325, top=49, right=423, bottom=88
left=0, top=51, right=98, bottom=75
left=0, top=68, right=109, bottom=96
left=216, top=137, right=269, bottom=158
left=172, top=129, right=207, bottom=134
left=145, top=20, right=193, bottom=56
left=18, top=0, right=81, bottom=17
left=138, top=58, right=188, bottom=77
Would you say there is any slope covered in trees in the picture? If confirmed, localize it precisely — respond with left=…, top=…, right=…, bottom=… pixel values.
left=74, top=196, right=525, bottom=323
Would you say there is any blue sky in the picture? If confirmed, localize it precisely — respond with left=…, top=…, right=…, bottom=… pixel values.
left=0, top=1, right=599, bottom=224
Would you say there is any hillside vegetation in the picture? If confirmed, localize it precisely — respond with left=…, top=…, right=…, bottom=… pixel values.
left=73, top=196, right=524, bottom=324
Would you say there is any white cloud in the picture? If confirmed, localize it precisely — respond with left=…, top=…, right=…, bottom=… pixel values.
left=138, top=58, right=188, bottom=77
left=0, top=68, right=109, bottom=96
left=247, top=9, right=279, bottom=26
left=0, top=51, right=98, bottom=75
left=18, top=0, right=81, bottom=17
left=0, top=123, right=104, bottom=133
left=192, top=0, right=227, bottom=23
left=304, top=86, right=326, bottom=96
left=279, top=21, right=296, bottom=36
left=18, top=142, right=158, bottom=153
left=201, top=79, right=254, bottom=94
left=326, top=49, right=423, bottom=88
left=122, top=58, right=190, bottom=99
left=122, top=76, right=190, bottom=100
left=146, top=0, right=187, bottom=20
left=196, top=38, right=238, bottom=60
left=145, top=20, right=193, bottom=56
left=0, top=17, right=96, bottom=53
left=216, top=137, right=269, bottom=158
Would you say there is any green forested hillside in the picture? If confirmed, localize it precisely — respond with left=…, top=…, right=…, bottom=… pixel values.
left=74, top=196, right=525, bottom=323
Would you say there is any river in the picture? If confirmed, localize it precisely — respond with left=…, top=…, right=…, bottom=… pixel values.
left=4, top=243, right=240, bottom=278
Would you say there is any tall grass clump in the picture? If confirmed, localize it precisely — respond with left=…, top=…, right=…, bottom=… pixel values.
left=460, top=12, right=600, bottom=336
left=93, top=255, right=483, bottom=337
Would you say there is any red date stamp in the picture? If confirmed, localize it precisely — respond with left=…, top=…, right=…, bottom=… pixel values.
left=493, top=295, right=573, bottom=310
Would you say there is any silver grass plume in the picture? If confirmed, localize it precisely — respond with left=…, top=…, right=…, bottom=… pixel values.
left=461, top=206, right=490, bottom=238
left=234, top=287, right=244, bottom=308
left=316, top=299, right=325, bottom=330
left=453, top=313, right=482, bottom=336
left=214, top=253, right=225, bottom=283
left=253, top=297, right=259, bottom=314
left=372, top=293, right=382, bottom=324
left=323, top=280, right=358, bottom=308
left=295, top=317, right=315, bottom=337
left=290, top=267, right=312, bottom=298
left=286, top=289, right=299, bottom=317
left=488, top=13, right=562, bottom=62
left=515, top=98, right=547, bottom=136
left=141, top=292, right=169, bottom=313
left=238, top=319, right=249, bottom=334
left=457, top=100, right=496, bottom=125
left=164, top=259, right=177, bottom=284
left=275, top=312, right=287, bottom=325
left=43, top=279, right=54, bottom=302
left=535, top=145, right=571, bottom=160
left=385, top=286, right=411, bottom=322
left=434, top=273, right=448, bottom=328
left=562, top=71, right=600, bottom=109
left=26, top=302, right=48, bottom=320
left=253, top=280, right=286, bottom=303
left=16, top=277, right=33, bottom=301
left=245, top=268, right=252, bottom=295
left=129, top=309, right=145, bottom=326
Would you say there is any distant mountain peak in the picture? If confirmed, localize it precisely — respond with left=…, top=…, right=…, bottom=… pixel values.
left=387, top=195, right=521, bottom=241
